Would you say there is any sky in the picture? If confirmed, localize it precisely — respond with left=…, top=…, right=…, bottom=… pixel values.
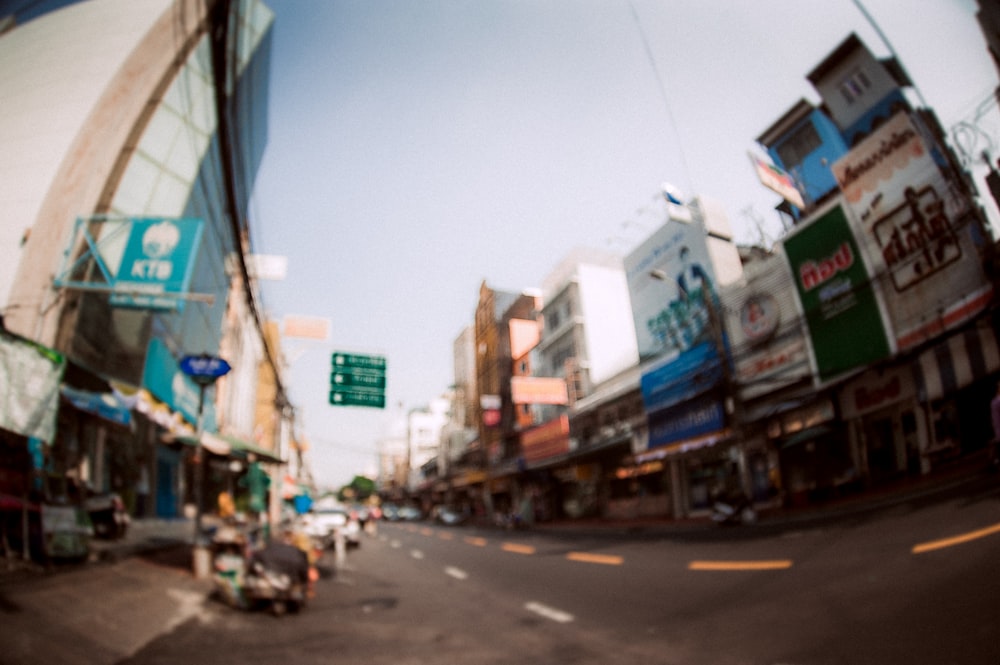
left=249, top=0, right=1000, bottom=489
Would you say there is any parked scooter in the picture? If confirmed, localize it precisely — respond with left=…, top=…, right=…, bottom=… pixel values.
left=244, top=539, right=310, bottom=616
left=711, top=492, right=757, bottom=526
left=83, top=491, right=129, bottom=539
left=212, top=527, right=310, bottom=616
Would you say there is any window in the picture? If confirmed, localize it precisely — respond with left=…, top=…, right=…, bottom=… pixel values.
left=839, top=67, right=871, bottom=104
left=775, top=121, right=821, bottom=170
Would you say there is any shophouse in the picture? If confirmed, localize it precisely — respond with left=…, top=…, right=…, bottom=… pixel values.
left=624, top=196, right=746, bottom=516
left=468, top=283, right=539, bottom=517
left=515, top=247, right=641, bottom=521
left=0, top=0, right=284, bottom=553
left=754, top=33, right=997, bottom=500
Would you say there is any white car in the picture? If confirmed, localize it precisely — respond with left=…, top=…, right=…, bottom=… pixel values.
left=302, top=506, right=361, bottom=549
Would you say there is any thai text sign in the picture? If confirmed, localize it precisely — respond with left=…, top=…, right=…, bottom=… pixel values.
left=832, top=111, right=991, bottom=350
left=330, top=352, right=386, bottom=409
left=783, top=203, right=891, bottom=383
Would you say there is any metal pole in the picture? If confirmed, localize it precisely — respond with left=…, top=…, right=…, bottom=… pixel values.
left=193, top=383, right=206, bottom=544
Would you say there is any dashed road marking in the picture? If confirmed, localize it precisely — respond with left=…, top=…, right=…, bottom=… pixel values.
left=438, top=532, right=454, bottom=540
left=912, top=521, right=1000, bottom=554
left=525, top=601, right=574, bottom=624
left=464, top=536, right=488, bottom=547
left=566, top=552, right=624, bottom=566
left=411, top=549, right=424, bottom=560
left=688, top=559, right=793, bottom=571
left=444, top=566, right=468, bottom=580
left=502, top=542, right=536, bottom=555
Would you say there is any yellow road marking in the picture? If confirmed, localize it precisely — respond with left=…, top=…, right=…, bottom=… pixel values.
left=502, top=542, right=536, bottom=555
left=438, top=532, right=454, bottom=540
left=464, top=536, right=488, bottom=547
left=566, top=552, right=624, bottom=566
left=688, top=559, right=793, bottom=571
left=419, top=527, right=434, bottom=536
left=912, top=522, right=1000, bottom=554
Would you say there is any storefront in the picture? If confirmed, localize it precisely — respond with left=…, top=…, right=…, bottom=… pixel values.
left=766, top=396, right=848, bottom=505
left=840, top=364, right=924, bottom=483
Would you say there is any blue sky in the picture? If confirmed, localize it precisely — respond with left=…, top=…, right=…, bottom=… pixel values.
left=250, top=1, right=999, bottom=488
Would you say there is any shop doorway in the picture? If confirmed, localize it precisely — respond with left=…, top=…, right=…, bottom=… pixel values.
left=864, top=416, right=900, bottom=483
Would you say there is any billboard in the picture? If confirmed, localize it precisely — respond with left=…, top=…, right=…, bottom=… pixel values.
left=625, top=210, right=725, bottom=414
left=721, top=253, right=812, bottom=402
left=832, top=111, right=992, bottom=351
left=782, top=202, right=892, bottom=383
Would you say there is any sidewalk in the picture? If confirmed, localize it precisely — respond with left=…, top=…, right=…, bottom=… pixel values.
left=533, top=450, right=996, bottom=539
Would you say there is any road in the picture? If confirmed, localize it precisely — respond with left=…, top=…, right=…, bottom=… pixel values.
left=6, top=478, right=1000, bottom=665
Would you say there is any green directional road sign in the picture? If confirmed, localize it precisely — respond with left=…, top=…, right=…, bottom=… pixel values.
left=331, top=352, right=386, bottom=372
left=329, top=351, right=386, bottom=408
left=330, top=370, right=386, bottom=390
left=329, top=388, right=386, bottom=409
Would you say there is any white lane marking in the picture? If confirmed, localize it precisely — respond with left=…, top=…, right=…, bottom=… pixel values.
left=390, top=539, right=401, bottom=548
left=444, top=566, right=468, bottom=580
left=525, top=601, right=574, bottom=624
left=411, top=549, right=424, bottom=560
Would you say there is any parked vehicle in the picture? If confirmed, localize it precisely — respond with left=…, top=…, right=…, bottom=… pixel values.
left=245, top=541, right=309, bottom=616
left=711, top=492, right=757, bottom=526
left=397, top=505, right=422, bottom=522
left=433, top=505, right=468, bottom=526
left=302, top=505, right=360, bottom=548
left=213, top=528, right=309, bottom=616
left=83, top=491, right=129, bottom=539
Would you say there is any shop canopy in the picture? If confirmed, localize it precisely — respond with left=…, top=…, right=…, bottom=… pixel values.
left=166, top=431, right=283, bottom=464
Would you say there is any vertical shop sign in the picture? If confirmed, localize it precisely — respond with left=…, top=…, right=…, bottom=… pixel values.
left=783, top=204, right=891, bottom=382
left=832, top=111, right=992, bottom=350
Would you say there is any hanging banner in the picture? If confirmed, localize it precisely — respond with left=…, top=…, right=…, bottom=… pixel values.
left=783, top=203, right=892, bottom=383
left=0, top=331, right=64, bottom=441
left=832, top=111, right=992, bottom=351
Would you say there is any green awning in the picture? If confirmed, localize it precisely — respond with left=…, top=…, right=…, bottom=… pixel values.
left=165, top=432, right=283, bottom=464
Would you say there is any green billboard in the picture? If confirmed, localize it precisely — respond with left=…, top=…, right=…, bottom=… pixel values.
left=783, top=204, right=891, bottom=382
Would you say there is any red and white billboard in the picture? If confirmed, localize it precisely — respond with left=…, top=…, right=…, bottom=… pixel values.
left=832, top=112, right=992, bottom=351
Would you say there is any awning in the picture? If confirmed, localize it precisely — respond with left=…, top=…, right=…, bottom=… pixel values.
left=164, top=432, right=283, bottom=464
left=60, top=385, right=132, bottom=427
left=780, top=424, right=834, bottom=450
left=913, top=319, right=1000, bottom=402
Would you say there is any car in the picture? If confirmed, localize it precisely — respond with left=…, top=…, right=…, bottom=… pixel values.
left=301, top=506, right=360, bottom=549
left=397, top=505, right=422, bottom=522
left=433, top=505, right=468, bottom=526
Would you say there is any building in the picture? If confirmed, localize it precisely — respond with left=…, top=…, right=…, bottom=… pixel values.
left=0, top=0, right=283, bottom=546
left=752, top=32, right=997, bottom=505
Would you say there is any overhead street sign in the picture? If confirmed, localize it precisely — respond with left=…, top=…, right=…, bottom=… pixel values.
left=331, top=352, right=386, bottom=372
left=329, top=351, right=386, bottom=409
left=329, top=389, right=386, bottom=409
left=330, top=371, right=386, bottom=390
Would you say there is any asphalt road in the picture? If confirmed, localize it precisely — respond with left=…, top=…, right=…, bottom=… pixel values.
left=109, top=477, right=1000, bottom=665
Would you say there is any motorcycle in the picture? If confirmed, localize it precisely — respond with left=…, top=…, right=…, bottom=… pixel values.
left=244, top=558, right=308, bottom=616
left=83, top=491, right=129, bottom=539
left=711, top=492, right=757, bottom=526
left=213, top=531, right=311, bottom=616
